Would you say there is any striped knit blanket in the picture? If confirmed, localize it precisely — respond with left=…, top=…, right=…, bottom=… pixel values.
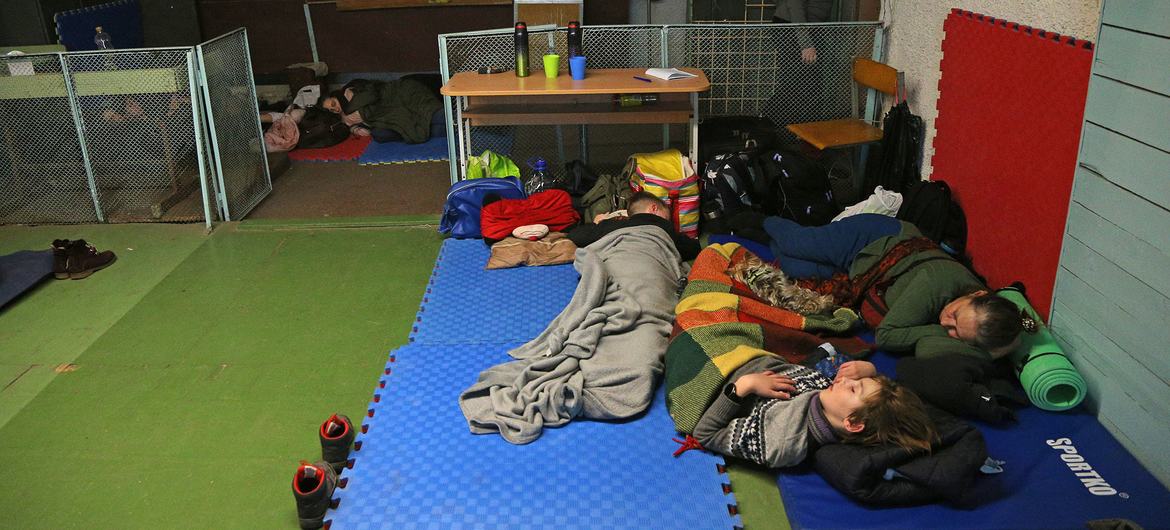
left=665, top=243, right=873, bottom=434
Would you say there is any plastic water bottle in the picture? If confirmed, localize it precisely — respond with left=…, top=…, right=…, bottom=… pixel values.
left=514, top=22, right=530, bottom=77
left=524, top=157, right=550, bottom=195
left=94, top=26, right=113, bottom=49
left=814, top=342, right=846, bottom=379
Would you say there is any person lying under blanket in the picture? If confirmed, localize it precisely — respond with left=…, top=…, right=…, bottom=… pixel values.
left=764, top=213, right=1027, bottom=360
left=568, top=192, right=701, bottom=261
left=459, top=216, right=690, bottom=444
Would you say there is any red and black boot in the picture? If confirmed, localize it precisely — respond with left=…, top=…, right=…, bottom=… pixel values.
left=292, top=461, right=338, bottom=530
left=319, top=414, right=354, bottom=473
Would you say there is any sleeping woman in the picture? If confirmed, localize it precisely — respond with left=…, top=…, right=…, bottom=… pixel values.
left=319, top=78, right=440, bottom=144
left=764, top=213, right=1027, bottom=360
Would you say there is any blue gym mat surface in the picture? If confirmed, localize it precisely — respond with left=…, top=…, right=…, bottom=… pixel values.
left=327, top=342, right=740, bottom=530
left=779, top=345, right=1170, bottom=530
left=326, top=237, right=741, bottom=529
left=407, top=238, right=579, bottom=344
left=0, top=250, right=53, bottom=309
left=358, top=137, right=449, bottom=165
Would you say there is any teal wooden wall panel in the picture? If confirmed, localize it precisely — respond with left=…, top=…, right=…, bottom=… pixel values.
left=1084, top=76, right=1170, bottom=152
left=1102, top=0, right=1170, bottom=38
left=1051, top=304, right=1170, bottom=483
left=1071, top=167, right=1170, bottom=252
left=1053, top=0, right=1170, bottom=488
left=1058, top=237, right=1170, bottom=361
left=1050, top=300, right=1170, bottom=417
left=1094, top=26, right=1170, bottom=97
left=1066, top=203, right=1170, bottom=299
left=1078, top=124, right=1170, bottom=211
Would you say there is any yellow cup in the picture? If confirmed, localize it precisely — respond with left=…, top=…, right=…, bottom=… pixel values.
left=543, top=54, right=560, bottom=78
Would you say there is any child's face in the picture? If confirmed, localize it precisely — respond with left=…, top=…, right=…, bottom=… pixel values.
left=818, top=376, right=879, bottom=430
left=322, top=97, right=342, bottom=114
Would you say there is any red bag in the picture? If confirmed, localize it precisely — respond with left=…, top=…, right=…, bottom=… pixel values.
left=479, top=189, right=581, bottom=241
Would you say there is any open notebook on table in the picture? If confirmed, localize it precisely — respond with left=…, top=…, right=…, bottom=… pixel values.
left=645, top=68, right=698, bottom=81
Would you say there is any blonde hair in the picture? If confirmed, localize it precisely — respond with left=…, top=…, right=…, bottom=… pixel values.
left=843, top=376, right=938, bottom=454
left=627, top=191, right=666, bottom=215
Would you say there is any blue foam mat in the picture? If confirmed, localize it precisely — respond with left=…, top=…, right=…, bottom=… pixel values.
left=779, top=344, right=1170, bottom=530
left=0, top=250, right=53, bottom=309
left=408, top=238, right=580, bottom=344
left=326, top=342, right=741, bottom=529
left=358, top=136, right=449, bottom=165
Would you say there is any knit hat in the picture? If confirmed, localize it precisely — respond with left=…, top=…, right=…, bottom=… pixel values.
left=512, top=224, right=549, bottom=240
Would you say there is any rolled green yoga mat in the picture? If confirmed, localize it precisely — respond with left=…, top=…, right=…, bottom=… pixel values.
left=997, top=287, right=1087, bottom=411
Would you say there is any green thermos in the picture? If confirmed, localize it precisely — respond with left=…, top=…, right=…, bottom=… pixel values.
left=515, top=22, right=530, bottom=77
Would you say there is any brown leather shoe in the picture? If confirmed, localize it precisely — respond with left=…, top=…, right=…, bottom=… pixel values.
left=51, top=239, right=73, bottom=279
left=63, top=240, right=116, bottom=280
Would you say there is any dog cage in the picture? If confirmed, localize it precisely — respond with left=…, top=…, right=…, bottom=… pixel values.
left=0, top=29, right=268, bottom=227
left=438, top=22, right=883, bottom=185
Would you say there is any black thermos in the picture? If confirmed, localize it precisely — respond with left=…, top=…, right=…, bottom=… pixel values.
left=567, top=21, right=582, bottom=58
left=515, top=22, right=530, bottom=77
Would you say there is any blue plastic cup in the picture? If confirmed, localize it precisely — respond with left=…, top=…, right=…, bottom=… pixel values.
left=569, top=56, right=586, bottom=80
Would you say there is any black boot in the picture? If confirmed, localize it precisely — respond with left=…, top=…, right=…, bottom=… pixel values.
left=51, top=239, right=73, bottom=279
left=319, top=414, right=355, bottom=473
left=292, top=461, right=338, bottom=530
left=63, top=239, right=117, bottom=280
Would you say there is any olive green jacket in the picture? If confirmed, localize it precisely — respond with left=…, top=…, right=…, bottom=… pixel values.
left=848, top=222, right=989, bottom=359
left=344, top=79, right=440, bottom=144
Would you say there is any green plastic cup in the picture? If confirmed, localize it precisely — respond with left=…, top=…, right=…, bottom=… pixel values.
left=543, top=54, right=560, bottom=78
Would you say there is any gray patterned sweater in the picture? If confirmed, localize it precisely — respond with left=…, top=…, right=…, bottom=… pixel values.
left=692, top=356, right=835, bottom=468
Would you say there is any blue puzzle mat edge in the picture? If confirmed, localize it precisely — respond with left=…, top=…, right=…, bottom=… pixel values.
left=326, top=342, right=743, bottom=530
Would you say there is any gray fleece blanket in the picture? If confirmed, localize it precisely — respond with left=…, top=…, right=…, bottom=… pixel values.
left=459, top=225, right=687, bottom=444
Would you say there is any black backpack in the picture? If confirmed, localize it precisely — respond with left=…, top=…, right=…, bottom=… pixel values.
left=297, top=107, right=351, bottom=149
left=699, top=151, right=773, bottom=232
left=698, top=115, right=779, bottom=166
left=757, top=147, right=841, bottom=226
left=897, top=180, right=968, bottom=255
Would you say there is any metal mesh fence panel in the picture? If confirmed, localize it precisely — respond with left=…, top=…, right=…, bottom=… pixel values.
left=0, top=54, right=99, bottom=224
left=691, top=0, right=779, bottom=23
left=441, top=24, right=879, bottom=183
left=666, top=23, right=879, bottom=136
left=64, top=49, right=204, bottom=223
left=198, top=30, right=269, bottom=221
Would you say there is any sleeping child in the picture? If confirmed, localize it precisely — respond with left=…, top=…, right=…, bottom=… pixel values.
left=693, top=357, right=936, bottom=468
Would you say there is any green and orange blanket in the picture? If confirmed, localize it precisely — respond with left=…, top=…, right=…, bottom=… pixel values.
left=664, top=243, right=873, bottom=434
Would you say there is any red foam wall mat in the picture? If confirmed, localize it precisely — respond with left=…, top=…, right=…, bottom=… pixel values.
left=931, top=9, right=1093, bottom=319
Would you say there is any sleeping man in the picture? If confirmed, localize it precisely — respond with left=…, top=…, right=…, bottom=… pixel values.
left=459, top=193, right=691, bottom=444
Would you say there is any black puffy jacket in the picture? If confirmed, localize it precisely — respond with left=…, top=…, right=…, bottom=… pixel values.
left=811, top=406, right=987, bottom=506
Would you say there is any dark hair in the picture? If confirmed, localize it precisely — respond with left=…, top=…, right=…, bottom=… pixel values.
left=844, top=376, right=938, bottom=454
left=969, top=294, right=1025, bottom=350
left=628, top=191, right=666, bottom=214
left=317, top=90, right=347, bottom=111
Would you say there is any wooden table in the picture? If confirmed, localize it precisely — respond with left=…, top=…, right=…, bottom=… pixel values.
left=441, top=67, right=710, bottom=181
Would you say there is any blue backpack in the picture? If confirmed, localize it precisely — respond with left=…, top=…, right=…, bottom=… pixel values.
left=438, top=177, right=526, bottom=239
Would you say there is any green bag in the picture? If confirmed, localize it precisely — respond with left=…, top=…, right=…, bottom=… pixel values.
left=580, top=172, right=633, bottom=223
left=466, top=150, right=520, bottom=180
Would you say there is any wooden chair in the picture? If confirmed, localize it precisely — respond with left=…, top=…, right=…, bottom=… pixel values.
left=786, top=57, right=901, bottom=150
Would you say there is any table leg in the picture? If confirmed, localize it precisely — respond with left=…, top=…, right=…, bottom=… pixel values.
left=689, top=93, right=699, bottom=163
left=455, top=95, right=468, bottom=182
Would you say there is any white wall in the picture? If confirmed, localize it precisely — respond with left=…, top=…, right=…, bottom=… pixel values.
left=883, top=0, right=1101, bottom=178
